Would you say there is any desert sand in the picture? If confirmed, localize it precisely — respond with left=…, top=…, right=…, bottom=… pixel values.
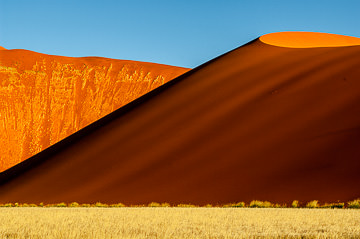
left=260, top=31, right=360, bottom=48
left=0, top=32, right=359, bottom=205
left=0, top=49, right=188, bottom=171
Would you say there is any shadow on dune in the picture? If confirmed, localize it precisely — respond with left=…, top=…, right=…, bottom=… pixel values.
left=0, top=36, right=360, bottom=205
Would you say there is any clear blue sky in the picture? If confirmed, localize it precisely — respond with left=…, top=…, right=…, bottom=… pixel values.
left=1, top=0, right=360, bottom=68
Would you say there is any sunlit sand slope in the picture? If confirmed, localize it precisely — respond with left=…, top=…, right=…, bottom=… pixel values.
left=0, top=49, right=188, bottom=170
left=260, top=31, right=360, bottom=48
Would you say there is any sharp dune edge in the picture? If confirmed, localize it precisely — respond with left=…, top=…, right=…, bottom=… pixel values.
left=0, top=49, right=188, bottom=171
left=1, top=32, right=360, bottom=205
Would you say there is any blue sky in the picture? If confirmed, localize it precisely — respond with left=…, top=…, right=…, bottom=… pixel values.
left=1, top=0, right=360, bottom=68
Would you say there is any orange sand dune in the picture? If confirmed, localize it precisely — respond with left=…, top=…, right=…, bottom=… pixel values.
left=0, top=49, right=189, bottom=171
left=0, top=32, right=360, bottom=205
left=0, top=46, right=6, bottom=50
left=260, top=31, right=360, bottom=48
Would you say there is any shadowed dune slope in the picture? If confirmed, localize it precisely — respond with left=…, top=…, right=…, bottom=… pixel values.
left=1, top=33, right=360, bottom=205
left=0, top=49, right=188, bottom=171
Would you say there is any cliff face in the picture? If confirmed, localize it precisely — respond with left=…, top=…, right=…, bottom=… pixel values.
left=0, top=49, right=189, bottom=171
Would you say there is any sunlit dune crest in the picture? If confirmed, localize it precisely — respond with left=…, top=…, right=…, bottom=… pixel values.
left=0, top=46, right=6, bottom=50
left=260, top=31, right=360, bottom=48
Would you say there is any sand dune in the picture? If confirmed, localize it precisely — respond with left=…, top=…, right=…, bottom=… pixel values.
left=0, top=46, right=6, bottom=50
left=0, top=32, right=360, bottom=205
left=0, top=49, right=188, bottom=171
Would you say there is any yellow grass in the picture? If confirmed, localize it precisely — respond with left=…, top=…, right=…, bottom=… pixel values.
left=0, top=207, right=359, bottom=238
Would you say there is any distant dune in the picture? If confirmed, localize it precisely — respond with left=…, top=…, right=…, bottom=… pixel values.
left=0, top=32, right=360, bottom=205
left=0, top=49, right=189, bottom=171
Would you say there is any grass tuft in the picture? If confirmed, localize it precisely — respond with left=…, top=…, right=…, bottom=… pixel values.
left=223, top=202, right=245, bottom=208
left=306, top=200, right=319, bottom=208
left=291, top=200, right=300, bottom=208
left=110, top=203, right=125, bottom=208
left=94, top=202, right=108, bottom=207
left=148, top=202, right=161, bottom=207
left=56, top=202, right=67, bottom=207
left=69, top=202, right=80, bottom=207
left=347, top=199, right=360, bottom=209
left=176, top=204, right=197, bottom=208
left=249, top=200, right=273, bottom=208
left=321, top=203, right=344, bottom=209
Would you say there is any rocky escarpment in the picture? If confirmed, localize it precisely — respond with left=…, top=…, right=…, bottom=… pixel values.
left=0, top=48, right=188, bottom=171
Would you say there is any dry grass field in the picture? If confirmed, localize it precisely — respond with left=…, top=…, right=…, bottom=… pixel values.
left=0, top=207, right=359, bottom=238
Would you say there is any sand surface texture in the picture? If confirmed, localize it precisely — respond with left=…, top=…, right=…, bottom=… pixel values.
left=0, top=49, right=188, bottom=171
left=0, top=32, right=359, bottom=205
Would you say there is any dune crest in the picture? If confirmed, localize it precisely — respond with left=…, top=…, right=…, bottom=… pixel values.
left=260, top=32, right=360, bottom=48
left=0, top=46, right=6, bottom=50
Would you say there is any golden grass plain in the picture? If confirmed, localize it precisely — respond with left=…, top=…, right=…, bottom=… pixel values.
left=0, top=207, right=359, bottom=238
